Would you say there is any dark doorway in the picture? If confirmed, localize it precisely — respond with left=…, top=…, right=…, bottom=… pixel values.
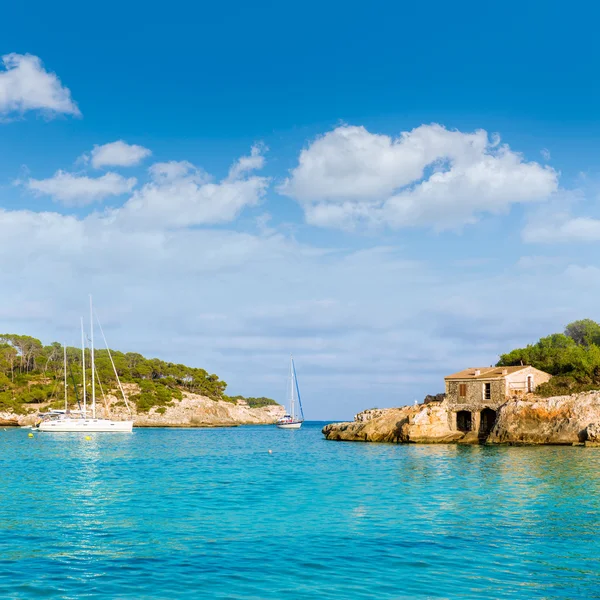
left=456, top=410, right=472, bottom=432
left=480, top=408, right=497, bottom=435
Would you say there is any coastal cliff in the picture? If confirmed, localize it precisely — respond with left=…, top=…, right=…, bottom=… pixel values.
left=3, top=386, right=285, bottom=428
left=323, top=392, right=600, bottom=445
left=486, top=392, right=600, bottom=445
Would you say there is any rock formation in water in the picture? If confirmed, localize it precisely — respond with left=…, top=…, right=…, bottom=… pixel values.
left=323, top=392, right=600, bottom=446
left=486, top=392, right=600, bottom=445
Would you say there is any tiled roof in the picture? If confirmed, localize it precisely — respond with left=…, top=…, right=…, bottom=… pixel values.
left=445, top=366, right=528, bottom=380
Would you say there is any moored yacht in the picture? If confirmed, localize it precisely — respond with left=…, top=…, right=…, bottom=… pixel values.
left=276, top=356, right=305, bottom=429
left=35, top=296, right=134, bottom=433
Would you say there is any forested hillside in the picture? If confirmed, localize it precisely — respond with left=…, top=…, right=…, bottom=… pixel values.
left=497, top=319, right=600, bottom=397
left=0, top=334, right=278, bottom=414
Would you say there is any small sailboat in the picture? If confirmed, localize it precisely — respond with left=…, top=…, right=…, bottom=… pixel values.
left=276, top=356, right=304, bottom=429
left=36, top=296, right=133, bottom=433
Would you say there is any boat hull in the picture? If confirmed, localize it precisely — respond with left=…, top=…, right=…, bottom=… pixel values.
left=276, top=421, right=302, bottom=429
left=37, top=419, right=133, bottom=432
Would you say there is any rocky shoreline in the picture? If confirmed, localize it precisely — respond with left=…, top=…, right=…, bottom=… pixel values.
left=323, top=391, right=600, bottom=446
left=1, top=388, right=285, bottom=428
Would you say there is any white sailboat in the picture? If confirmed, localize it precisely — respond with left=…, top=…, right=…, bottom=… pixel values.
left=276, top=356, right=305, bottom=429
left=36, top=296, right=134, bottom=433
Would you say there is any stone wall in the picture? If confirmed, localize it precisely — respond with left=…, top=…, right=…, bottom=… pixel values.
left=446, top=378, right=506, bottom=410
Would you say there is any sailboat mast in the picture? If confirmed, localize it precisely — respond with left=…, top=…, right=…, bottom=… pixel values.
left=81, top=318, right=86, bottom=417
left=64, top=344, right=67, bottom=411
left=290, top=355, right=295, bottom=421
left=90, top=295, right=96, bottom=419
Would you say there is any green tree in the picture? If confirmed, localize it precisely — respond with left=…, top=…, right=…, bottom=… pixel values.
left=498, top=319, right=600, bottom=396
left=565, top=319, right=600, bottom=346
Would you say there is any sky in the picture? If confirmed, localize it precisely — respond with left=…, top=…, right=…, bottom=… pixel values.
left=1, top=0, right=600, bottom=419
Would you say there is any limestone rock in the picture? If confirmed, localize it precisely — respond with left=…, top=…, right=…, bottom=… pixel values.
left=0, top=414, right=19, bottom=427
left=323, top=391, right=600, bottom=446
left=323, top=407, right=416, bottom=443
left=353, top=408, right=387, bottom=423
left=423, top=393, right=445, bottom=404
left=586, top=422, right=600, bottom=442
left=323, top=401, right=464, bottom=444
left=487, top=393, right=600, bottom=445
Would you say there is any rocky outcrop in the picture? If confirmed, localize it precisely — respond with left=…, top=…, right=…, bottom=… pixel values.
left=5, top=387, right=285, bottom=428
left=353, top=408, right=388, bottom=423
left=487, top=392, right=600, bottom=445
left=407, top=401, right=465, bottom=443
left=125, top=392, right=285, bottom=427
left=323, top=406, right=416, bottom=443
left=587, top=422, right=600, bottom=442
left=323, top=392, right=600, bottom=445
left=323, top=401, right=463, bottom=443
left=423, top=393, right=445, bottom=404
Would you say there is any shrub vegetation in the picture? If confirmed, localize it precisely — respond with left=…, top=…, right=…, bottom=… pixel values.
left=0, top=334, right=278, bottom=413
left=497, top=319, right=600, bottom=397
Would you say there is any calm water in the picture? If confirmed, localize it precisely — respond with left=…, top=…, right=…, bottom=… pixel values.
left=0, top=423, right=599, bottom=599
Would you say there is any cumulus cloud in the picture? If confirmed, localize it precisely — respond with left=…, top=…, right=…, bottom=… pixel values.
left=228, top=144, right=266, bottom=181
left=0, top=53, right=80, bottom=118
left=148, top=160, right=205, bottom=183
left=88, top=140, right=152, bottom=168
left=26, top=171, right=137, bottom=205
left=118, top=149, right=269, bottom=229
left=22, top=145, right=268, bottom=222
left=280, top=124, right=558, bottom=230
left=523, top=215, right=600, bottom=243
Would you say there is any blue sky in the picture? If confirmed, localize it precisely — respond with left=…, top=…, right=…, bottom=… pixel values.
left=1, top=0, right=600, bottom=419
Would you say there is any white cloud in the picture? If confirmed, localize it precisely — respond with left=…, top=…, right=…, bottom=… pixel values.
left=88, top=140, right=152, bottom=168
left=22, top=145, right=268, bottom=222
left=26, top=171, right=137, bottom=205
left=280, top=124, right=558, bottom=230
left=0, top=53, right=80, bottom=118
left=541, top=148, right=551, bottom=161
left=523, top=215, right=600, bottom=243
left=148, top=160, right=205, bottom=183
left=118, top=150, right=269, bottom=229
left=228, top=144, right=266, bottom=181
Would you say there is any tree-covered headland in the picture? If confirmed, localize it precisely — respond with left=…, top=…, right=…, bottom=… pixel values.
left=0, top=334, right=278, bottom=414
left=498, top=319, right=600, bottom=397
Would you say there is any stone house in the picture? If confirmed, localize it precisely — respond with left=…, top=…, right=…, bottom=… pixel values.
left=444, top=366, right=552, bottom=434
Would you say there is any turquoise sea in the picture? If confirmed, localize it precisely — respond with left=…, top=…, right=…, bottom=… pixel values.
left=1, top=422, right=599, bottom=599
